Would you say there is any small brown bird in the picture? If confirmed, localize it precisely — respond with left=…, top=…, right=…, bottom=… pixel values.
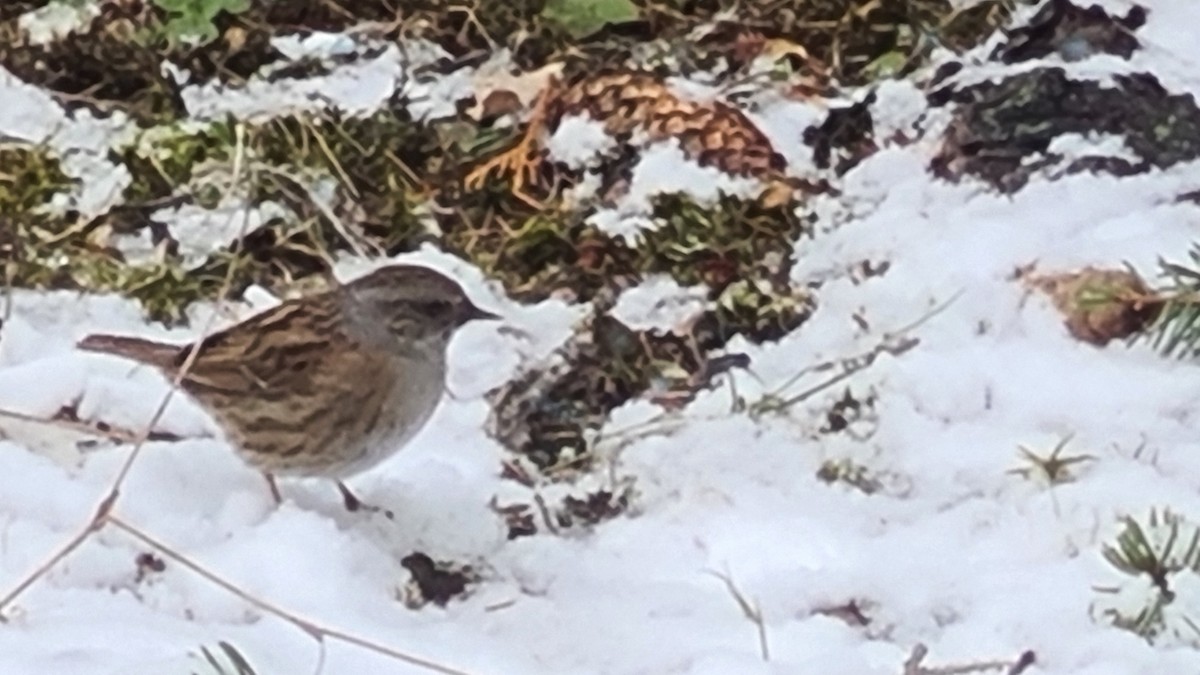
left=77, top=265, right=499, bottom=513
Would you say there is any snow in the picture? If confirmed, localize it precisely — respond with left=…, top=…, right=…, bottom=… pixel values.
left=545, top=115, right=615, bottom=169
left=106, top=199, right=289, bottom=267
left=15, top=1, right=99, bottom=46
left=609, top=276, right=710, bottom=332
left=868, top=80, right=927, bottom=138
left=587, top=141, right=765, bottom=240
left=4, top=1, right=1200, bottom=674
left=0, top=68, right=133, bottom=216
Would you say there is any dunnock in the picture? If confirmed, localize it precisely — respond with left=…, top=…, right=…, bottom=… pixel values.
left=77, top=264, right=499, bottom=512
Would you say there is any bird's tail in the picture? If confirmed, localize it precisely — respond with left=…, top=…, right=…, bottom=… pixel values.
left=77, top=334, right=181, bottom=372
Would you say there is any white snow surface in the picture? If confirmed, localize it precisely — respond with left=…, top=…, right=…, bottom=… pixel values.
left=4, top=2, right=1200, bottom=674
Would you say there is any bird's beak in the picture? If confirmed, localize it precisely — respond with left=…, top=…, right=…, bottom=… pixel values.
left=464, top=303, right=502, bottom=323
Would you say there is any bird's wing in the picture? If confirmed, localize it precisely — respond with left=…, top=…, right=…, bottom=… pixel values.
left=180, top=297, right=343, bottom=397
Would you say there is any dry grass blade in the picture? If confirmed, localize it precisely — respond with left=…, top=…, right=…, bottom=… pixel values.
left=2, top=240, right=11, bottom=324
left=255, top=162, right=380, bottom=259
left=706, top=568, right=769, bottom=662
left=902, top=642, right=1037, bottom=675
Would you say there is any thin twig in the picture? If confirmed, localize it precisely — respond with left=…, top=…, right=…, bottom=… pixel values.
left=0, top=407, right=144, bottom=443
left=886, top=289, right=966, bottom=337
left=107, top=516, right=473, bottom=675
left=0, top=515, right=101, bottom=616
left=0, top=123, right=255, bottom=618
left=751, top=290, right=963, bottom=416
left=110, top=123, right=252, bottom=495
left=754, top=335, right=918, bottom=415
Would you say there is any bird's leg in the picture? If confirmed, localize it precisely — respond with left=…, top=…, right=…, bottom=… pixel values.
left=463, top=85, right=554, bottom=208
left=263, top=472, right=282, bottom=504
left=337, top=481, right=394, bottom=520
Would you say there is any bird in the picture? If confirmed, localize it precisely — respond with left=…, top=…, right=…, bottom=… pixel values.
left=77, top=264, right=499, bottom=514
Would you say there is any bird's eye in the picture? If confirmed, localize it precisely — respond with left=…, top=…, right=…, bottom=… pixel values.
left=422, top=300, right=452, bottom=317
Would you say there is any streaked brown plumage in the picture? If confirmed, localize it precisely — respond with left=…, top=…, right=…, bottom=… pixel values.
left=77, top=265, right=498, bottom=512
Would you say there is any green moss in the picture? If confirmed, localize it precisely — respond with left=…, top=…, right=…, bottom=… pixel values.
left=444, top=186, right=815, bottom=316
left=76, top=255, right=226, bottom=325
left=642, top=192, right=809, bottom=288
left=445, top=202, right=637, bottom=302
left=92, top=109, right=440, bottom=324
left=2, top=145, right=80, bottom=294
left=0, top=145, right=73, bottom=216
left=699, top=277, right=814, bottom=346
left=118, top=120, right=239, bottom=205
left=6, top=231, right=224, bottom=326
left=151, top=0, right=250, bottom=44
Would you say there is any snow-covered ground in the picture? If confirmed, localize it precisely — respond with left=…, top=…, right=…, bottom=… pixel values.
left=3, top=1, right=1200, bottom=673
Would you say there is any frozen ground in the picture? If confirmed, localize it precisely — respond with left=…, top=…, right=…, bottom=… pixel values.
left=3, top=1, right=1200, bottom=674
